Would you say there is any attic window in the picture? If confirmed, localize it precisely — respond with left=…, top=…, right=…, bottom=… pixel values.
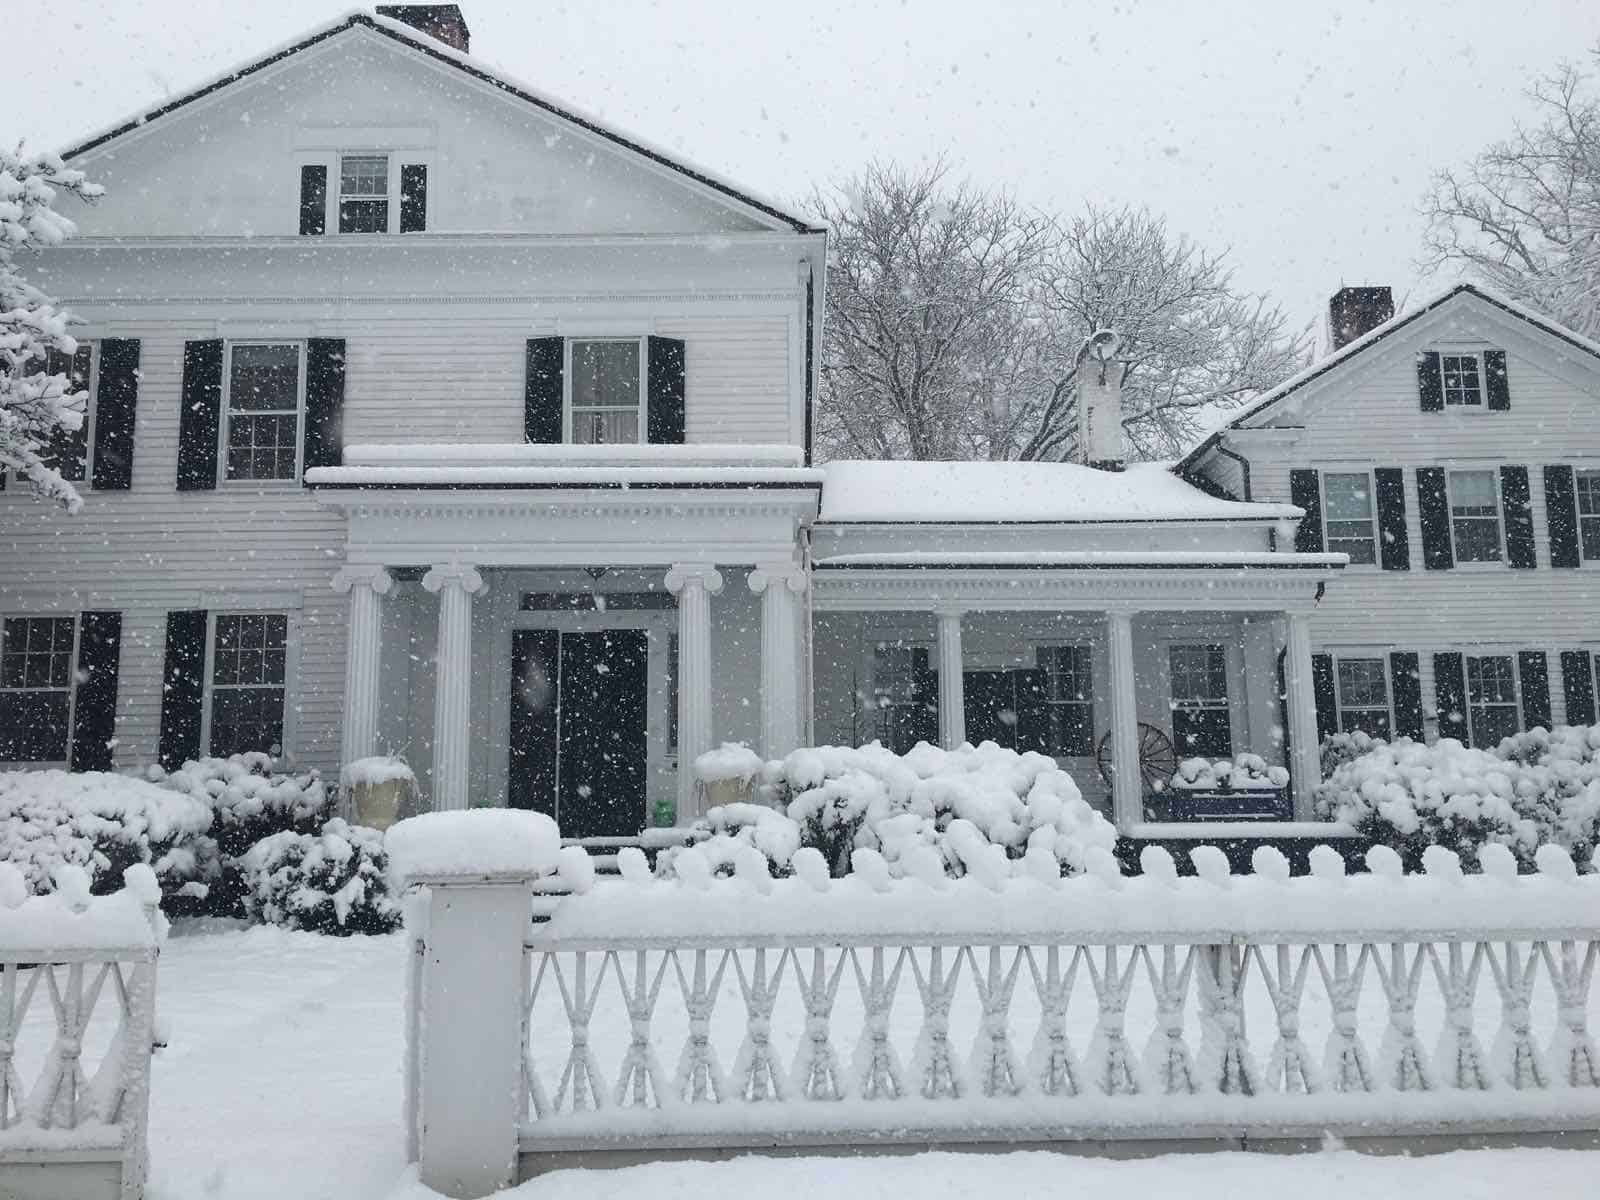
left=1440, top=353, right=1483, bottom=406
left=339, top=155, right=390, bottom=233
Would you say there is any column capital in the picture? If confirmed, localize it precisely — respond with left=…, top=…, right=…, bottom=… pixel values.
left=665, top=563, right=724, bottom=595
left=748, top=561, right=808, bottom=595
left=1103, top=606, right=1138, bottom=623
left=332, top=564, right=394, bottom=596
left=422, top=563, right=486, bottom=596
left=934, top=604, right=965, bottom=621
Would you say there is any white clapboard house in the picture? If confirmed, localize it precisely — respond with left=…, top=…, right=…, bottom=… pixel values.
left=1, top=6, right=1347, bottom=842
left=1181, top=284, right=1600, bottom=752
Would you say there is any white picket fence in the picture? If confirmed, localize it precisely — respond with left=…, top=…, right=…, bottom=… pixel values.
left=402, top=846, right=1600, bottom=1198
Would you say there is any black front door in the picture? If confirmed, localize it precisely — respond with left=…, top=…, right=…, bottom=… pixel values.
left=508, top=628, right=649, bottom=838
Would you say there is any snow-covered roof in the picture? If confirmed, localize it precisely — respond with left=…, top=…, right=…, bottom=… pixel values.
left=813, top=551, right=1345, bottom=570
left=58, top=10, right=822, bottom=237
left=1176, top=282, right=1600, bottom=473
left=817, top=460, right=1300, bottom=524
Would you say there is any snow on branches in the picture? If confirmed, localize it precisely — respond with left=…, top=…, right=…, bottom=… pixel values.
left=0, top=146, right=103, bottom=512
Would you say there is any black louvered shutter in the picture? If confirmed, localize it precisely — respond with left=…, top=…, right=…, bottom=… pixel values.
left=91, top=338, right=140, bottom=490
left=69, top=611, right=122, bottom=771
left=1312, top=653, right=1338, bottom=740
left=1545, top=465, right=1581, bottom=568
left=303, top=338, right=346, bottom=475
left=1290, top=469, right=1323, bottom=553
left=177, top=340, right=223, bottom=491
left=1434, top=652, right=1468, bottom=742
left=1373, top=467, right=1409, bottom=570
left=647, top=336, right=687, bottom=445
left=1484, top=349, right=1510, bottom=410
left=158, top=610, right=208, bottom=769
left=1518, top=651, right=1551, bottom=731
left=1561, top=651, right=1596, bottom=726
left=299, top=165, right=327, bottom=236
left=1417, top=351, right=1443, bottom=411
left=1501, top=465, right=1536, bottom=568
left=400, top=164, right=427, bottom=233
left=1416, top=467, right=1453, bottom=569
left=1390, top=652, right=1423, bottom=741
left=524, top=338, right=564, bottom=444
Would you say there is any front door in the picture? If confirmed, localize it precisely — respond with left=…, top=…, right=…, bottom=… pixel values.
left=508, top=628, right=649, bottom=838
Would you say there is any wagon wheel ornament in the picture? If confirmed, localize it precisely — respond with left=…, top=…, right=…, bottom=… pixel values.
left=1096, top=723, right=1179, bottom=793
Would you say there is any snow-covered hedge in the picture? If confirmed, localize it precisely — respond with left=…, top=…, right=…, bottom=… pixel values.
left=1171, top=754, right=1289, bottom=791
left=239, top=818, right=401, bottom=936
left=663, top=741, right=1116, bottom=882
left=1316, top=724, right=1600, bottom=871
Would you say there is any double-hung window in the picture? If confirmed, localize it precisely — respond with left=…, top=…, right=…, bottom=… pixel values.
left=1440, top=353, right=1484, bottom=406
left=1576, top=468, right=1600, bottom=562
left=1465, top=654, right=1519, bottom=748
left=0, top=616, right=77, bottom=762
left=15, top=344, right=93, bottom=483
left=568, top=339, right=643, bottom=444
left=1335, top=656, right=1391, bottom=738
left=208, top=614, right=288, bottom=757
left=1322, top=472, right=1377, bottom=564
left=1169, top=643, right=1232, bottom=757
left=873, top=642, right=934, bottom=755
left=1037, top=644, right=1094, bottom=756
left=1447, top=469, right=1503, bottom=563
left=224, top=343, right=303, bottom=482
left=338, top=155, right=390, bottom=233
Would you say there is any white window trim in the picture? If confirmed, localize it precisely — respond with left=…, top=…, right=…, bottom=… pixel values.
left=1573, top=466, right=1600, bottom=566
left=562, top=336, right=650, bottom=446
left=1320, top=468, right=1379, bottom=569
left=1444, top=466, right=1507, bottom=569
left=1331, top=652, right=1395, bottom=738
left=1437, top=349, right=1487, bottom=409
left=0, top=613, right=81, bottom=768
left=1034, top=640, right=1096, bottom=760
left=1163, top=640, right=1238, bottom=758
left=1463, top=652, right=1523, bottom=750
left=199, top=610, right=300, bottom=762
left=336, top=151, right=394, bottom=235
left=217, top=340, right=307, bottom=488
left=298, top=150, right=432, bottom=236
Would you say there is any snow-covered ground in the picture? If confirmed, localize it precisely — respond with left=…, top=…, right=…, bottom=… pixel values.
left=124, top=928, right=1597, bottom=1200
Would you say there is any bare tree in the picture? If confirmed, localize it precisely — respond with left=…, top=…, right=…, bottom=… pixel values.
left=1422, top=47, right=1600, bottom=337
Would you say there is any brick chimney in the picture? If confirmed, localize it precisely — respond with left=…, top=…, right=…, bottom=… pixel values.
left=1076, top=329, right=1126, bottom=471
left=1328, top=285, right=1394, bottom=350
left=377, top=5, right=471, bottom=53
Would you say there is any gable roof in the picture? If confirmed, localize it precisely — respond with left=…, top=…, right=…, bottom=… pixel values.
left=59, top=9, right=822, bottom=236
left=1175, top=282, right=1600, bottom=473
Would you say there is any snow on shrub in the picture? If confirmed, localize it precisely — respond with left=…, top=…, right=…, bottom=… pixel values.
left=662, top=741, right=1115, bottom=882
left=1171, top=754, right=1289, bottom=791
left=239, top=818, right=401, bottom=936
left=1316, top=725, right=1600, bottom=871
left=0, top=769, right=213, bottom=898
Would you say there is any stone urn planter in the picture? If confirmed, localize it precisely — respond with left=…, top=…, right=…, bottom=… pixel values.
left=343, top=756, right=417, bottom=832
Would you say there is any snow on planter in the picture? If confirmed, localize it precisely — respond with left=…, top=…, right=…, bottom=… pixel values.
left=385, top=808, right=562, bottom=885
left=341, top=755, right=416, bottom=788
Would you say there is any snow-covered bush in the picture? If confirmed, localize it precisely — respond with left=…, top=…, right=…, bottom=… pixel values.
left=1171, top=754, right=1289, bottom=791
left=239, top=818, right=401, bottom=936
left=662, top=740, right=1115, bottom=882
left=0, top=769, right=213, bottom=898
left=1320, top=730, right=1385, bottom=778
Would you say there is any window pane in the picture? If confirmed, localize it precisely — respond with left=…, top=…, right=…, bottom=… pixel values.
left=339, top=156, right=388, bottom=196
left=0, top=691, right=70, bottom=761
left=229, top=345, right=300, bottom=412
left=570, top=341, right=640, bottom=411
left=338, top=199, right=389, bottom=234
left=1450, top=470, right=1496, bottom=509
left=1467, top=656, right=1516, bottom=704
left=1174, top=706, right=1232, bottom=756
left=1339, top=708, right=1391, bottom=739
left=1442, top=354, right=1482, bottom=405
left=570, top=409, right=639, bottom=445
left=209, top=687, right=285, bottom=757
left=1337, top=658, right=1388, bottom=708
left=1450, top=471, right=1501, bottom=562
left=1323, top=474, right=1372, bottom=521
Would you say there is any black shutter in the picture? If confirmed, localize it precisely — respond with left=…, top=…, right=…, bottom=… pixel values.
left=1545, top=465, right=1581, bottom=568
left=1373, top=468, right=1409, bottom=570
left=1561, top=650, right=1596, bottom=726
left=158, top=610, right=208, bottom=770
left=400, top=164, right=427, bottom=233
left=1312, top=653, right=1338, bottom=740
left=177, top=340, right=223, bottom=491
left=910, top=647, right=939, bottom=748
left=91, top=338, right=140, bottom=490
left=1390, top=651, right=1423, bottom=741
left=647, top=336, right=687, bottom=445
left=1417, top=351, right=1443, bottom=412
left=1501, top=465, right=1536, bottom=568
left=69, top=611, right=122, bottom=771
left=1484, top=349, right=1510, bottom=410
left=1290, top=469, right=1323, bottom=553
left=1434, top=652, right=1468, bottom=742
left=303, top=338, right=346, bottom=474
left=1416, top=467, right=1453, bottom=569
left=1518, top=650, right=1551, bottom=732
left=299, top=165, right=327, bottom=236
left=524, top=338, right=564, bottom=444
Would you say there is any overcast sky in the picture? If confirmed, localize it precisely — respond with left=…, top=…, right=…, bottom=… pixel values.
left=13, top=1, right=1599, bottom=334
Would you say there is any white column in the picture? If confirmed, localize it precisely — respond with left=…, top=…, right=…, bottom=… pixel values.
left=936, top=608, right=966, bottom=749
left=332, top=565, right=393, bottom=771
left=1283, top=610, right=1322, bottom=820
left=748, top=561, right=807, bottom=759
left=1106, top=609, right=1142, bottom=829
left=666, top=563, right=723, bottom=816
left=422, top=563, right=485, bottom=812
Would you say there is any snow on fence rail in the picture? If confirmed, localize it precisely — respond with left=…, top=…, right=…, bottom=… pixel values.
left=392, top=814, right=1600, bottom=1198
left=0, top=864, right=163, bottom=1200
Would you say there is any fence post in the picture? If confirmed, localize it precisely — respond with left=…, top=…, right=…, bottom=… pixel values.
left=412, top=872, right=534, bottom=1199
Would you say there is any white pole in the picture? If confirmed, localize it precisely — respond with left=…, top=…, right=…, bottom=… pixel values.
left=332, top=565, right=393, bottom=770
left=936, top=608, right=966, bottom=749
left=749, top=562, right=807, bottom=759
left=1106, top=609, right=1142, bottom=829
left=1283, top=610, right=1323, bottom=820
left=666, top=564, right=723, bottom=820
left=422, top=564, right=485, bottom=811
